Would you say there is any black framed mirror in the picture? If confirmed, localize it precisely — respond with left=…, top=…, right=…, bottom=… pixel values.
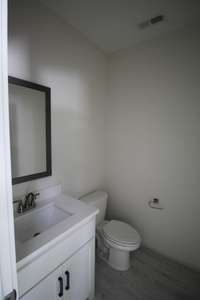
left=8, top=76, right=52, bottom=184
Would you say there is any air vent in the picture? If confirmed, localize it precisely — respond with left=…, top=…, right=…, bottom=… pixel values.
left=138, top=15, right=165, bottom=29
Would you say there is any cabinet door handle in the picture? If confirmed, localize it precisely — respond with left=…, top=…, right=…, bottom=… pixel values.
left=65, top=271, right=70, bottom=290
left=58, top=276, right=63, bottom=297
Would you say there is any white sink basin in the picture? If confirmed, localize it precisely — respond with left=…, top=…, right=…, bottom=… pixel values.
left=15, top=204, right=72, bottom=243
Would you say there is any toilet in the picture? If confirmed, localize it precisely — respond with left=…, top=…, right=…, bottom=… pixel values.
left=80, top=191, right=141, bottom=271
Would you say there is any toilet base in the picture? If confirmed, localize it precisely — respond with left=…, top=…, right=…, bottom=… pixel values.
left=108, top=247, right=130, bottom=271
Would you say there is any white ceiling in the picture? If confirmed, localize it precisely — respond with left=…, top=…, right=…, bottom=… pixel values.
left=40, top=0, right=200, bottom=53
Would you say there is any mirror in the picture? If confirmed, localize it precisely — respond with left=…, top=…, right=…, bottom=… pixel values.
left=9, top=77, right=52, bottom=184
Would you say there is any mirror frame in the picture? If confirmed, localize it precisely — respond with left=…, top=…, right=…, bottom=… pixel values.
left=9, top=76, right=52, bottom=185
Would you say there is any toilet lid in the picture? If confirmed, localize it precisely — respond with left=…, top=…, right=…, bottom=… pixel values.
left=103, top=220, right=140, bottom=245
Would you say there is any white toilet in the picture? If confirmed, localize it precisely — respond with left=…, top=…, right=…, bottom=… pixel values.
left=80, top=191, right=141, bottom=271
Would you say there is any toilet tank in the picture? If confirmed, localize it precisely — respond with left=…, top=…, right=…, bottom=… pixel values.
left=80, top=191, right=108, bottom=225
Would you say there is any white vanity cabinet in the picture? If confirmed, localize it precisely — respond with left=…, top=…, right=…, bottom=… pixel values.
left=20, top=266, right=61, bottom=300
left=63, top=242, right=92, bottom=300
left=20, top=240, right=94, bottom=300
left=15, top=190, right=98, bottom=300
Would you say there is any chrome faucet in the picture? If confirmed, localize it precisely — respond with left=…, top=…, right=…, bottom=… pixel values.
left=24, top=192, right=39, bottom=209
left=13, top=192, right=40, bottom=214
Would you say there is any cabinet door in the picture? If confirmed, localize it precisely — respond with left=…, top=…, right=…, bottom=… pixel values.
left=63, top=242, right=92, bottom=300
left=20, top=267, right=64, bottom=300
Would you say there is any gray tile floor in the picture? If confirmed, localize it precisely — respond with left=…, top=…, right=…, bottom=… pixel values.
left=95, top=247, right=200, bottom=300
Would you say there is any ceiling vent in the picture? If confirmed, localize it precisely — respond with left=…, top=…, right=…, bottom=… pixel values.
left=138, top=15, right=165, bottom=29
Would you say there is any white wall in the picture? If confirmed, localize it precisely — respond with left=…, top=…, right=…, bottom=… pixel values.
left=106, top=25, right=200, bottom=269
left=9, top=0, right=107, bottom=198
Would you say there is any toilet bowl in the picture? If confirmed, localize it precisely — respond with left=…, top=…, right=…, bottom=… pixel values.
left=80, top=191, right=141, bottom=271
left=97, top=220, right=141, bottom=270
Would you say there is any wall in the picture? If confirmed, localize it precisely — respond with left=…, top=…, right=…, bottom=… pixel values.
left=106, top=25, right=200, bottom=269
left=9, top=0, right=107, bottom=198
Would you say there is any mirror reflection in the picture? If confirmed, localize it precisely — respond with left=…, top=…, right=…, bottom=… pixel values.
left=9, top=77, right=51, bottom=184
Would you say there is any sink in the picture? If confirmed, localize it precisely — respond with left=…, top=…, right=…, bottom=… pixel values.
left=15, top=204, right=72, bottom=243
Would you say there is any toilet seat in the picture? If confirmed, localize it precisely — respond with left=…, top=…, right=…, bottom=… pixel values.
left=102, top=220, right=141, bottom=246
left=103, top=234, right=140, bottom=250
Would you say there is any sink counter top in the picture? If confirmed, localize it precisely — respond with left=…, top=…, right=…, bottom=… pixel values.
left=15, top=192, right=98, bottom=271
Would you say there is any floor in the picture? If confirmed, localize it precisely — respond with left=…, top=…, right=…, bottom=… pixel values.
left=95, top=247, right=200, bottom=300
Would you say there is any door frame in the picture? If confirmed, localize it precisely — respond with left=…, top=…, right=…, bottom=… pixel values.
left=0, top=0, right=18, bottom=298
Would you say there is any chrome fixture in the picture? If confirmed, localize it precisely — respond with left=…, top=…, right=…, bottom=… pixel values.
left=13, top=199, right=24, bottom=214
left=148, top=198, right=164, bottom=210
left=13, top=192, right=40, bottom=214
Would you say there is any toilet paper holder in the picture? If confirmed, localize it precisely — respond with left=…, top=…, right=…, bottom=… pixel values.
left=148, top=198, right=163, bottom=210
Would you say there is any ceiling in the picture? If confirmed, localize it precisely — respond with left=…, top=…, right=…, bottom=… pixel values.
left=40, top=0, right=200, bottom=53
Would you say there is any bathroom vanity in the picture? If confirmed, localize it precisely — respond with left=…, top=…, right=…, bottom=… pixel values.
left=14, top=186, right=98, bottom=300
